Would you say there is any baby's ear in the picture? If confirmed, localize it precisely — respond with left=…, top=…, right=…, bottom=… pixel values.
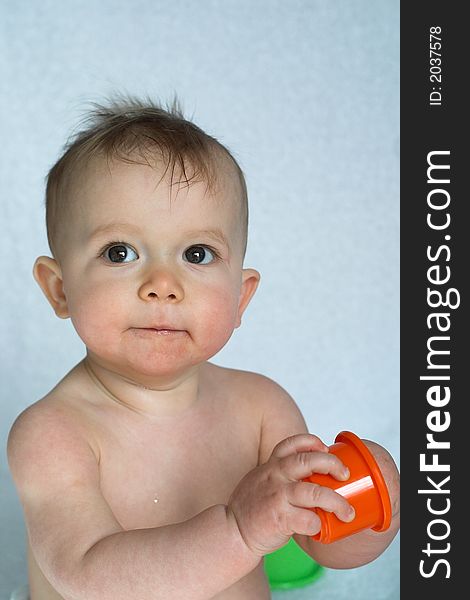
left=33, top=256, right=70, bottom=319
left=235, top=268, right=260, bottom=328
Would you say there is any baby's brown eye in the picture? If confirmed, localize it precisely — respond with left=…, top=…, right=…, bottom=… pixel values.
left=104, top=244, right=138, bottom=263
left=184, top=246, right=215, bottom=265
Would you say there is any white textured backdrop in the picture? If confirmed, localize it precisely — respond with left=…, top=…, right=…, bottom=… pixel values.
left=1, top=1, right=399, bottom=597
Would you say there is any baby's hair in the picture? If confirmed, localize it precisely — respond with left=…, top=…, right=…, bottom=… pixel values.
left=45, top=93, right=248, bottom=259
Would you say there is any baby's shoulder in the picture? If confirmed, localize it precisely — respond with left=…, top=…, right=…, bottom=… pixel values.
left=207, top=364, right=309, bottom=464
left=205, top=362, right=300, bottom=416
left=7, top=370, right=98, bottom=468
left=206, top=361, right=286, bottom=398
left=8, top=393, right=89, bottom=451
left=6, top=396, right=97, bottom=498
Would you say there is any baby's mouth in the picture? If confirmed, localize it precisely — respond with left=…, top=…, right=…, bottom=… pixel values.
left=131, top=327, right=187, bottom=337
left=146, top=328, right=182, bottom=334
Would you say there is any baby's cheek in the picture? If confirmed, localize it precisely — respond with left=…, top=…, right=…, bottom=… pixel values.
left=67, top=288, right=121, bottom=349
left=195, top=289, right=239, bottom=355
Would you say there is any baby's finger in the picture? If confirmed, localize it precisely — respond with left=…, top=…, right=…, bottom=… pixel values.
left=271, top=434, right=328, bottom=459
left=287, top=481, right=355, bottom=523
left=280, top=450, right=350, bottom=482
left=285, top=505, right=322, bottom=537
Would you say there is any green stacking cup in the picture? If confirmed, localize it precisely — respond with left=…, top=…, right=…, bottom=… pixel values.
left=264, top=537, right=324, bottom=590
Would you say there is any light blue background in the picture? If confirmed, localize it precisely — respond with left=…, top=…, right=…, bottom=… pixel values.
left=1, top=1, right=399, bottom=598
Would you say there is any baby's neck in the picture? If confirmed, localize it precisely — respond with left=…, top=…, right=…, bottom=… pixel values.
left=82, top=354, right=204, bottom=420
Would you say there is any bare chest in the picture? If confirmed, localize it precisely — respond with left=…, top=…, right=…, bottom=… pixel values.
left=96, top=401, right=260, bottom=531
left=28, top=415, right=270, bottom=600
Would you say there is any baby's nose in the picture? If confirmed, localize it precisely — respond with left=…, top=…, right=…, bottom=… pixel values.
left=138, top=268, right=184, bottom=303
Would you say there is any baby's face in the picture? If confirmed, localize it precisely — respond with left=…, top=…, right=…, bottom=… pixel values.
left=54, top=156, right=258, bottom=381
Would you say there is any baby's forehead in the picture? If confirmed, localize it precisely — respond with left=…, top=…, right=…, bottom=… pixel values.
left=62, top=153, right=246, bottom=246
left=80, top=153, right=242, bottom=212
left=87, top=148, right=238, bottom=192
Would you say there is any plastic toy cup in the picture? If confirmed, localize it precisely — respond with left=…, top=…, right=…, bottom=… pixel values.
left=263, top=537, right=323, bottom=590
left=303, top=431, right=392, bottom=544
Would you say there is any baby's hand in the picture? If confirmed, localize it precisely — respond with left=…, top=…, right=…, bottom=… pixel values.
left=227, top=434, right=355, bottom=557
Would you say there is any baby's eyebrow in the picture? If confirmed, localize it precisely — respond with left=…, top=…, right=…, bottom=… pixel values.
left=88, top=222, right=141, bottom=240
left=87, top=223, right=229, bottom=248
left=184, top=228, right=229, bottom=248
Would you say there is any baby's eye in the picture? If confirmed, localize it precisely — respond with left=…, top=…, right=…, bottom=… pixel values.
left=102, top=243, right=139, bottom=263
left=184, top=245, right=216, bottom=265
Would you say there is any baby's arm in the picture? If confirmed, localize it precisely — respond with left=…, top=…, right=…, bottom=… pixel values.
left=293, top=439, right=400, bottom=569
left=253, top=375, right=400, bottom=569
left=7, top=405, right=259, bottom=600
left=227, top=432, right=355, bottom=555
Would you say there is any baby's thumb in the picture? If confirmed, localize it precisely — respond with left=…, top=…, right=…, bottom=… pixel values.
left=271, top=433, right=328, bottom=459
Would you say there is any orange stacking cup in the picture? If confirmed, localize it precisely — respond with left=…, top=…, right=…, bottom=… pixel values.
left=303, top=431, right=392, bottom=544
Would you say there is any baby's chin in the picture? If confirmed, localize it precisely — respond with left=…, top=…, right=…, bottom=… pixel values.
left=88, top=347, right=210, bottom=385
left=82, top=325, right=235, bottom=381
left=115, top=353, right=201, bottom=382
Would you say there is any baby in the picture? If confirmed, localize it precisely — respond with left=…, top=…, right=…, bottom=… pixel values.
left=7, top=97, right=400, bottom=600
